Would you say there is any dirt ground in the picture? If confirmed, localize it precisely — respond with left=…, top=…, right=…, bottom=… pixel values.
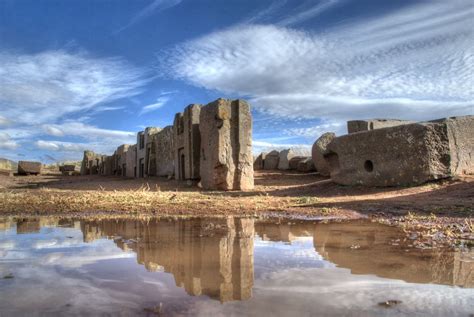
left=0, top=170, right=472, bottom=216
left=1, top=170, right=473, bottom=247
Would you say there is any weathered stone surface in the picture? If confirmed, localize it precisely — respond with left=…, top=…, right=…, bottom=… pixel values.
left=155, top=126, right=174, bottom=177
left=0, top=158, right=13, bottom=176
left=80, top=151, right=105, bottom=175
left=200, top=98, right=254, bottom=190
left=174, top=104, right=201, bottom=181
left=325, top=115, right=474, bottom=186
left=312, top=132, right=336, bottom=176
left=288, top=156, right=307, bottom=170
left=137, top=127, right=161, bottom=178
left=297, top=158, right=316, bottom=173
left=125, top=144, right=137, bottom=177
left=278, top=149, right=295, bottom=170
left=347, top=119, right=415, bottom=134
left=263, top=150, right=279, bottom=170
left=18, top=161, right=42, bottom=175
left=115, top=144, right=130, bottom=177
left=253, top=152, right=267, bottom=170
left=434, top=116, right=474, bottom=176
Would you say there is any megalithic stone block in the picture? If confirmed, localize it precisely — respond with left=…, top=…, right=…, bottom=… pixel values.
left=312, top=132, right=336, bottom=176
left=347, top=119, right=415, bottom=134
left=325, top=115, right=473, bottom=186
left=173, top=104, right=202, bottom=181
left=199, top=98, right=254, bottom=190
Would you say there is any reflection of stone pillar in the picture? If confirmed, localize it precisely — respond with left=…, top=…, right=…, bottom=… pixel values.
left=79, top=217, right=255, bottom=302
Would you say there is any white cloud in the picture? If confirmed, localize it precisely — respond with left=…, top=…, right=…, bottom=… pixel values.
left=284, top=120, right=345, bottom=138
left=0, top=115, right=13, bottom=127
left=164, top=0, right=474, bottom=127
left=35, top=140, right=87, bottom=153
left=0, top=132, right=19, bottom=150
left=0, top=50, right=149, bottom=125
left=115, top=0, right=183, bottom=33
left=42, top=122, right=135, bottom=142
left=277, top=0, right=343, bottom=26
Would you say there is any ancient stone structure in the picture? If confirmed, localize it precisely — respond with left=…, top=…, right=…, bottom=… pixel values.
left=312, top=132, right=336, bottom=176
left=297, top=157, right=316, bottom=172
left=81, top=217, right=255, bottom=302
left=137, top=127, right=161, bottom=178
left=325, top=115, right=474, bottom=186
left=278, top=149, right=295, bottom=170
left=18, top=161, right=42, bottom=175
left=154, top=126, right=174, bottom=177
left=199, top=99, right=254, bottom=190
left=59, top=165, right=76, bottom=176
left=115, top=144, right=130, bottom=177
left=347, top=119, right=414, bottom=134
left=125, top=144, right=137, bottom=178
left=263, top=150, right=279, bottom=170
left=253, top=152, right=266, bottom=170
left=288, top=156, right=308, bottom=170
left=79, top=97, right=254, bottom=190
left=173, top=104, right=201, bottom=181
left=80, top=151, right=104, bottom=175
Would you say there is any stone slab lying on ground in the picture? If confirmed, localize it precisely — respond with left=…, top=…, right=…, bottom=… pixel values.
left=312, top=132, right=335, bottom=177
left=326, top=115, right=474, bottom=186
left=297, top=158, right=316, bottom=172
left=289, top=156, right=308, bottom=170
left=18, top=161, right=42, bottom=175
left=347, top=119, right=415, bottom=134
left=200, top=98, right=254, bottom=190
left=263, top=150, right=280, bottom=170
left=278, top=149, right=295, bottom=170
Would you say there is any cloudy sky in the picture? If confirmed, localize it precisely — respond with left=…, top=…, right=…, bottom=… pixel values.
left=0, top=0, right=472, bottom=162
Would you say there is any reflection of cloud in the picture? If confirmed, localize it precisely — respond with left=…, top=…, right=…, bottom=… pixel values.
left=185, top=267, right=474, bottom=316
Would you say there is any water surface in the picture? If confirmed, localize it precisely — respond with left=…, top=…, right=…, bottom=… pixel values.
left=0, top=217, right=473, bottom=316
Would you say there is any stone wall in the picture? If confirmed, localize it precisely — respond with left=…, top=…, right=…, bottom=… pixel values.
left=200, top=99, right=254, bottom=190
left=115, top=144, right=130, bottom=177
left=80, top=151, right=103, bottom=175
left=155, top=126, right=174, bottom=177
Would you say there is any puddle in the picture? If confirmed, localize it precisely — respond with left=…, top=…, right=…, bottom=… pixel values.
left=0, top=217, right=473, bottom=316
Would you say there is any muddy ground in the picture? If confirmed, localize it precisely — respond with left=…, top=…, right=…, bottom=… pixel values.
left=0, top=171, right=473, bottom=247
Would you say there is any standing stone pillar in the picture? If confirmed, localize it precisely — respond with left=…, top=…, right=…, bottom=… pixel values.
left=199, top=98, right=254, bottom=190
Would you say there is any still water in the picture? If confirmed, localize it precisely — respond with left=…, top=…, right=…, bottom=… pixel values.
left=0, top=217, right=473, bottom=316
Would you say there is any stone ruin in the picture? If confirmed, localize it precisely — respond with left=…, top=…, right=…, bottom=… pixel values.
left=199, top=99, right=254, bottom=190
left=173, top=104, right=201, bottom=182
left=18, top=161, right=42, bottom=175
left=80, top=98, right=254, bottom=191
left=253, top=149, right=314, bottom=173
left=318, top=115, right=473, bottom=186
left=347, top=119, right=415, bottom=134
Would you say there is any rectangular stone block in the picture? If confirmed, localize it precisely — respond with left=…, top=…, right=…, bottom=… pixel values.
left=326, top=115, right=473, bottom=186
left=18, top=161, right=42, bottom=175
left=347, top=119, right=414, bottom=134
left=173, top=104, right=201, bottom=181
left=199, top=98, right=254, bottom=190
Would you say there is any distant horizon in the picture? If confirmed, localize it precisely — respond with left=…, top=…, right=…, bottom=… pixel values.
left=0, top=0, right=473, bottom=163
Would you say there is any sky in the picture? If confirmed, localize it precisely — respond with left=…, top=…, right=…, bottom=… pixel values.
left=0, top=0, right=472, bottom=162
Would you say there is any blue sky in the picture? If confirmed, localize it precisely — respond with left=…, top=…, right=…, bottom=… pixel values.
left=0, top=0, right=472, bottom=162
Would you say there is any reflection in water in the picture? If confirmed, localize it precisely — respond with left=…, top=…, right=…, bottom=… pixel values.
left=0, top=217, right=473, bottom=316
left=81, top=218, right=254, bottom=302
left=255, top=221, right=474, bottom=288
